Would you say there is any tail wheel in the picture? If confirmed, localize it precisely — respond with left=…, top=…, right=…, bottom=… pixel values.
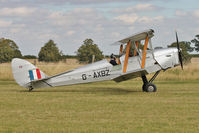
left=28, top=86, right=34, bottom=92
left=145, top=83, right=157, bottom=92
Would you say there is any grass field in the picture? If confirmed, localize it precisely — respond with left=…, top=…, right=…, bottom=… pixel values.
left=0, top=58, right=199, bottom=132
left=0, top=80, right=199, bottom=132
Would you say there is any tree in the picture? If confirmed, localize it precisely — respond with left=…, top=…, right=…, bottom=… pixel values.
left=168, top=41, right=194, bottom=63
left=38, top=40, right=62, bottom=62
left=191, top=35, right=199, bottom=52
left=0, top=38, right=22, bottom=63
left=76, top=39, right=104, bottom=63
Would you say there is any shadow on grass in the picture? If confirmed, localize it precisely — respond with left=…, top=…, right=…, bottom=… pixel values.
left=19, top=87, right=141, bottom=95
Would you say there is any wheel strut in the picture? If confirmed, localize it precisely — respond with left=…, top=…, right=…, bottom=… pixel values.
left=149, top=70, right=161, bottom=83
left=141, top=75, right=148, bottom=84
left=141, top=75, right=148, bottom=92
left=141, top=70, right=161, bottom=92
left=28, top=86, right=34, bottom=92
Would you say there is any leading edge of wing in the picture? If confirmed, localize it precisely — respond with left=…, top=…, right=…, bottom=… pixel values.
left=111, top=29, right=154, bottom=46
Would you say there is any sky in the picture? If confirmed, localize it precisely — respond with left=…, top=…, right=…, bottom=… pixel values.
left=0, top=0, right=199, bottom=56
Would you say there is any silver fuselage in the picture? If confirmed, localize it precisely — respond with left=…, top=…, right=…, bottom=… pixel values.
left=30, top=48, right=180, bottom=89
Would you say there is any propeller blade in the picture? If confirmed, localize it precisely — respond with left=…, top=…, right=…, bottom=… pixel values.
left=176, top=31, right=180, bottom=51
left=179, top=51, right=183, bottom=70
left=175, top=31, right=183, bottom=70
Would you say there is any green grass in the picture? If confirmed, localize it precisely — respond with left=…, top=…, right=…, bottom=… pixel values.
left=0, top=80, right=199, bottom=132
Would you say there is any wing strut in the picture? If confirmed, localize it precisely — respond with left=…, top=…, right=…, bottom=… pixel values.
left=134, top=41, right=139, bottom=56
left=123, top=40, right=131, bottom=73
left=141, top=36, right=149, bottom=69
left=118, top=44, right=123, bottom=64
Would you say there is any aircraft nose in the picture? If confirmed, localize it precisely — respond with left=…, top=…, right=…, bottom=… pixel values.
left=173, top=47, right=183, bottom=69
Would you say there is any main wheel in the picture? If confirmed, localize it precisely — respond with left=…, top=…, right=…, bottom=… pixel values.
left=145, top=83, right=157, bottom=92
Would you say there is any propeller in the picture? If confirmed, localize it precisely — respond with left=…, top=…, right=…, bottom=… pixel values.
left=175, top=31, right=183, bottom=70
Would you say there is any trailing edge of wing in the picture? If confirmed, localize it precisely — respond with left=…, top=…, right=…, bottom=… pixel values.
left=111, top=29, right=154, bottom=45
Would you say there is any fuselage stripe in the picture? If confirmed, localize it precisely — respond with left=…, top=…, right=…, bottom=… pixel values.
left=29, top=70, right=34, bottom=80
left=36, top=69, right=41, bottom=79
left=33, top=69, right=37, bottom=80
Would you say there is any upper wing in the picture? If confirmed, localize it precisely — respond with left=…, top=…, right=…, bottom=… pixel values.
left=111, top=29, right=154, bottom=45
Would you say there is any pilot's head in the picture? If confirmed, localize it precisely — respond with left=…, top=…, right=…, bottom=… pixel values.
left=110, top=54, right=116, bottom=60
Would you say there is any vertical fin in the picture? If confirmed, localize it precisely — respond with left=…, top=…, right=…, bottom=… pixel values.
left=12, top=58, right=47, bottom=88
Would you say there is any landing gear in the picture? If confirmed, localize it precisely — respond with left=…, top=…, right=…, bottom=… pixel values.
left=28, top=86, right=34, bottom=92
left=141, top=71, right=160, bottom=92
left=142, top=84, right=147, bottom=92
left=141, top=75, right=148, bottom=92
left=145, top=83, right=157, bottom=92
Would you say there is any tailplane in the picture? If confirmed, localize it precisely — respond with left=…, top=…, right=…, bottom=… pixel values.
left=11, top=58, right=47, bottom=88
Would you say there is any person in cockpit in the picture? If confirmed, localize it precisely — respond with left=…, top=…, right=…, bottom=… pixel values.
left=110, top=54, right=118, bottom=66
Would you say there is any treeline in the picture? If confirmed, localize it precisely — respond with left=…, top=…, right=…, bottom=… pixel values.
left=0, top=33, right=199, bottom=63
left=0, top=38, right=104, bottom=63
left=191, top=54, right=199, bottom=57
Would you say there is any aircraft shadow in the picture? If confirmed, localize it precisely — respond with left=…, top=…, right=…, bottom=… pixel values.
left=19, top=87, right=140, bottom=95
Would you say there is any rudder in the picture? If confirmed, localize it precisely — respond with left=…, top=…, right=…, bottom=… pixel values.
left=11, top=58, right=47, bottom=88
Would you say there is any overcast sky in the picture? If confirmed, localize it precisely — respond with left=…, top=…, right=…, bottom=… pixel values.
left=0, top=0, right=198, bottom=55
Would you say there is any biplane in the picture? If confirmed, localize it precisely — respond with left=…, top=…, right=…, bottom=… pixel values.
left=11, top=29, right=183, bottom=92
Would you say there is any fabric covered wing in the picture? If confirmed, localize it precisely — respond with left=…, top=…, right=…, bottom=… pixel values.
left=111, top=29, right=154, bottom=45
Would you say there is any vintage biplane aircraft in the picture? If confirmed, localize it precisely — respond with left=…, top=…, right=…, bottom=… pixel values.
left=12, top=29, right=183, bottom=92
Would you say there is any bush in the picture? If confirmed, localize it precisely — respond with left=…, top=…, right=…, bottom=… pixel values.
left=23, top=55, right=37, bottom=59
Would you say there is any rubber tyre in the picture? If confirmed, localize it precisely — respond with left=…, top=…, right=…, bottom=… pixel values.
left=145, top=83, right=157, bottom=92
